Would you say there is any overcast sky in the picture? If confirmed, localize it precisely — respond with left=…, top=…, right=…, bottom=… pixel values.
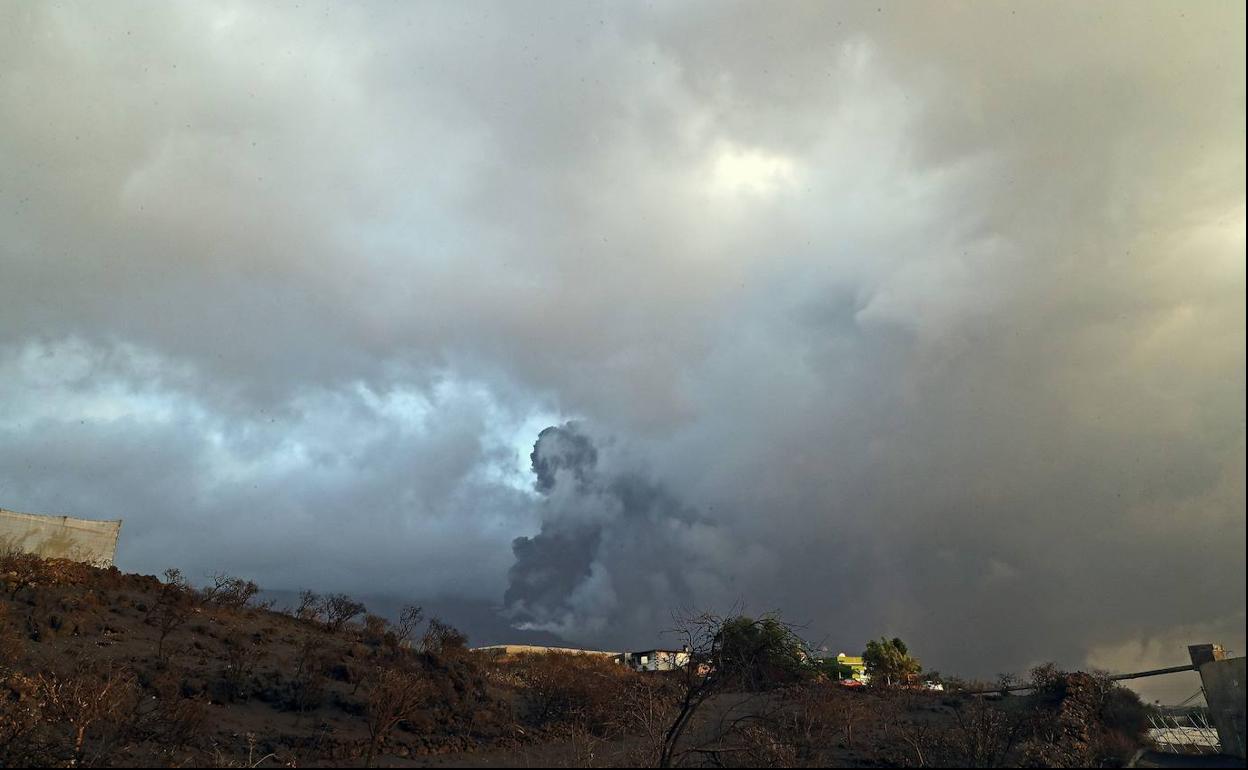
left=1, top=1, right=1243, bottom=701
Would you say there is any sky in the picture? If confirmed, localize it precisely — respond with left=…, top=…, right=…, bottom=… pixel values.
left=1, top=0, right=1244, bottom=702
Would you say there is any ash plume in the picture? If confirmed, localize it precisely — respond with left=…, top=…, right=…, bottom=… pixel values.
left=504, top=423, right=722, bottom=641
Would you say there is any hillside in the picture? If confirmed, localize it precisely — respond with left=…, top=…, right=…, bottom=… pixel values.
left=1, top=552, right=1152, bottom=768
left=1, top=552, right=591, bottom=766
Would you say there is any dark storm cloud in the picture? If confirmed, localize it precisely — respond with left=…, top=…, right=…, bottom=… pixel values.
left=1, top=0, right=1243, bottom=700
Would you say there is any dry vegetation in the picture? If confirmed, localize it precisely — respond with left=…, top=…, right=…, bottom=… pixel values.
left=1, top=550, right=1150, bottom=768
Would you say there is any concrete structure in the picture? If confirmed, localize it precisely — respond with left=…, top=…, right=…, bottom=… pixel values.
left=1188, top=643, right=1229, bottom=667
left=0, top=507, right=121, bottom=567
left=620, top=648, right=691, bottom=672
left=473, top=644, right=620, bottom=660
left=1190, top=645, right=1246, bottom=760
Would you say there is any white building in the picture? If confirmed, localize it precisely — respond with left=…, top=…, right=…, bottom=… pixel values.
left=619, top=647, right=691, bottom=672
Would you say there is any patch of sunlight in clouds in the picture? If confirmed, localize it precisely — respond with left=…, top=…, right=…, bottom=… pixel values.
left=707, top=141, right=799, bottom=197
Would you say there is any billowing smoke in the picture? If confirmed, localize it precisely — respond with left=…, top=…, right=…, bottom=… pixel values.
left=530, top=425, right=598, bottom=494
left=505, top=424, right=729, bottom=642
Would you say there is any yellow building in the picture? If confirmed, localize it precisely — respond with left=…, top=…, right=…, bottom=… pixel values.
left=836, top=652, right=869, bottom=682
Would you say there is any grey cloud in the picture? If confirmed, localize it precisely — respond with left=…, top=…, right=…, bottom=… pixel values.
left=0, top=339, right=538, bottom=600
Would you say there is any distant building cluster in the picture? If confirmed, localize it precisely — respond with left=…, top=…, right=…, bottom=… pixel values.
left=619, top=648, right=692, bottom=672
left=473, top=644, right=692, bottom=672
left=474, top=646, right=895, bottom=681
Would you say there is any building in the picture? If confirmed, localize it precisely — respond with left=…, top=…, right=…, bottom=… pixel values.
left=473, top=643, right=694, bottom=673
left=619, top=648, right=691, bottom=672
left=835, top=652, right=869, bottom=683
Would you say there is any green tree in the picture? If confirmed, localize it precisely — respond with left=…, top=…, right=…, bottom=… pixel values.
left=863, top=637, right=921, bottom=686
left=714, top=614, right=810, bottom=689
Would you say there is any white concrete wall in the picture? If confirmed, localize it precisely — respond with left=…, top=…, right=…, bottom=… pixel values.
left=0, top=508, right=121, bottom=567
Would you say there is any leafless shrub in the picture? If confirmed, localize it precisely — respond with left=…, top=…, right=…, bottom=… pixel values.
left=832, top=688, right=872, bottom=749
left=0, top=550, right=92, bottom=598
left=891, top=716, right=941, bottom=768
left=209, top=731, right=279, bottom=769
left=420, top=617, right=467, bottom=655
left=361, top=614, right=390, bottom=645
left=295, top=590, right=322, bottom=623
left=395, top=604, right=424, bottom=644
left=783, top=682, right=853, bottom=763
left=947, top=694, right=1028, bottom=767
left=738, top=719, right=800, bottom=767
left=363, top=605, right=423, bottom=656
left=322, top=593, right=366, bottom=632
left=0, top=605, right=25, bottom=665
left=219, top=633, right=262, bottom=702
left=201, top=572, right=260, bottom=610
left=139, top=669, right=209, bottom=752
left=510, top=652, right=636, bottom=733
left=0, top=671, right=46, bottom=766
left=657, top=611, right=730, bottom=767
left=290, top=590, right=367, bottom=632
left=363, top=666, right=431, bottom=767
left=37, top=664, right=140, bottom=767
left=563, top=721, right=607, bottom=768
left=289, top=633, right=329, bottom=720
left=609, top=674, right=681, bottom=766
left=1, top=548, right=43, bottom=600
left=146, top=568, right=196, bottom=661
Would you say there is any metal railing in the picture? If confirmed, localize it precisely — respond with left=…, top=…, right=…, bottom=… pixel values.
left=1148, top=707, right=1221, bottom=754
